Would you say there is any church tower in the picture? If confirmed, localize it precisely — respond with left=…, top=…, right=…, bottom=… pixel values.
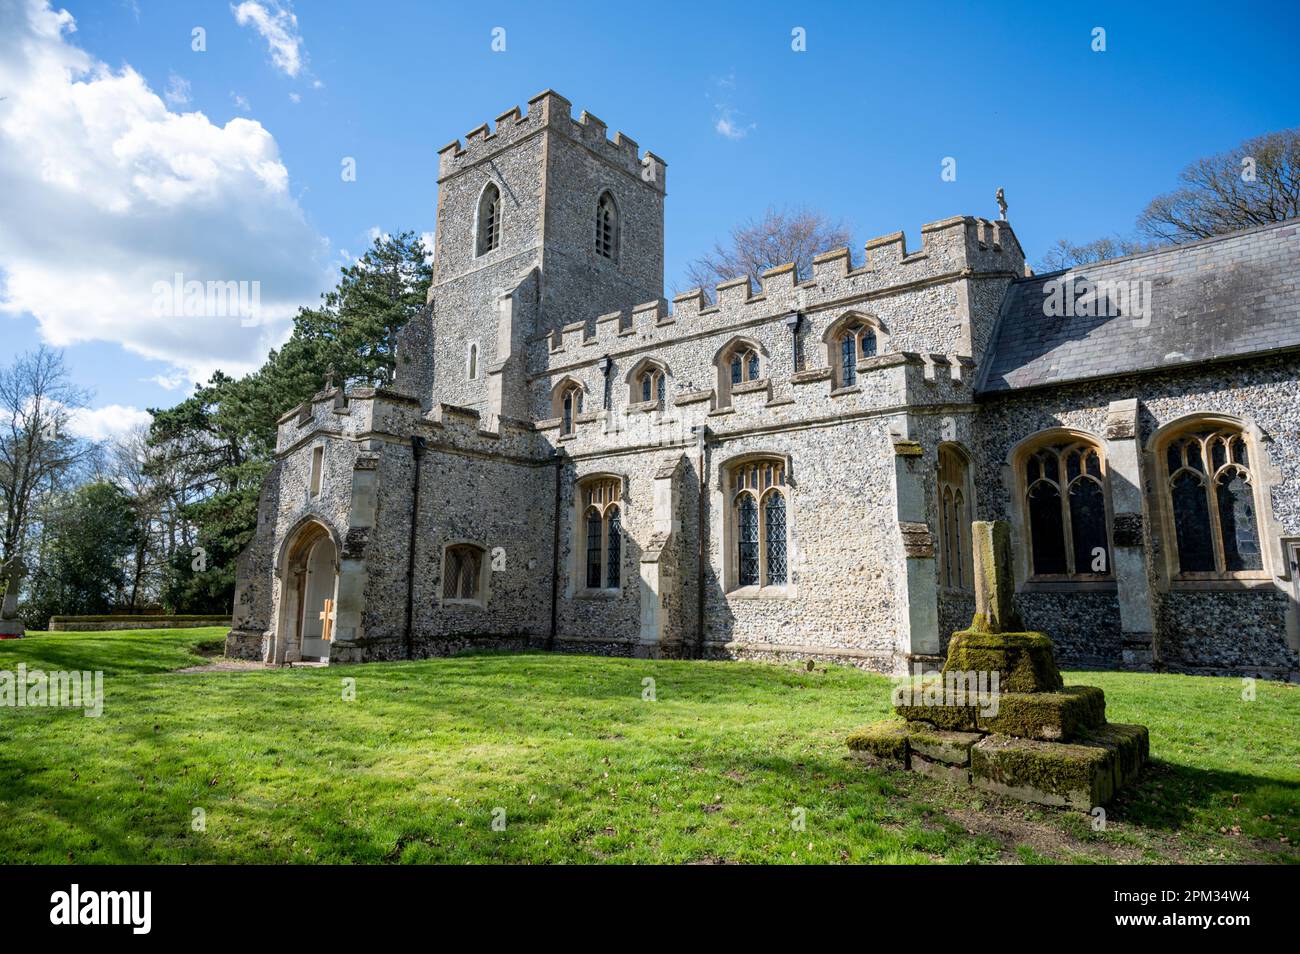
left=412, top=90, right=667, bottom=418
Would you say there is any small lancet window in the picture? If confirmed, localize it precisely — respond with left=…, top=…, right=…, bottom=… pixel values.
left=595, top=192, right=618, bottom=259
left=476, top=183, right=501, bottom=255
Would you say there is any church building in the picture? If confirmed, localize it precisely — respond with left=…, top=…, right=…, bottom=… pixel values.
left=225, top=90, right=1300, bottom=681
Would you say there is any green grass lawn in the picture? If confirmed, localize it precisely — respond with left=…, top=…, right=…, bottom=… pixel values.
left=1, top=628, right=1297, bottom=864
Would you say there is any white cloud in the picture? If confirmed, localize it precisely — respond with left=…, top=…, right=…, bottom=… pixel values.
left=714, top=112, right=754, bottom=140
left=232, top=1, right=304, bottom=78
left=0, top=0, right=331, bottom=385
left=231, top=91, right=251, bottom=111
left=67, top=404, right=153, bottom=441
left=164, top=71, right=190, bottom=106
left=288, top=91, right=300, bottom=104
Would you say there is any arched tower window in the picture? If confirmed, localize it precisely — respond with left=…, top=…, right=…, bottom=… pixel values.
left=728, top=458, right=789, bottom=589
left=937, top=444, right=972, bottom=591
left=476, top=183, right=501, bottom=256
left=1018, top=436, right=1112, bottom=579
left=579, top=476, right=623, bottom=591
left=467, top=342, right=478, bottom=380
left=595, top=191, right=619, bottom=259
left=1157, top=423, right=1264, bottom=577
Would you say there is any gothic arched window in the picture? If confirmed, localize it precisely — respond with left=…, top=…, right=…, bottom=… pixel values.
left=1020, top=437, right=1112, bottom=579
left=835, top=323, right=878, bottom=388
left=579, top=476, right=623, bottom=591
left=1159, top=425, right=1263, bottom=577
left=637, top=366, right=666, bottom=407
left=443, top=543, right=486, bottom=603
left=729, top=458, right=789, bottom=589
left=717, top=340, right=763, bottom=407
left=595, top=191, right=619, bottom=260
left=555, top=382, right=584, bottom=436
left=937, top=444, right=972, bottom=590
left=476, top=183, right=501, bottom=256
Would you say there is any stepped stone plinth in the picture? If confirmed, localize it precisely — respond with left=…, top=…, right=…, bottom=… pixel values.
left=846, top=521, right=1149, bottom=810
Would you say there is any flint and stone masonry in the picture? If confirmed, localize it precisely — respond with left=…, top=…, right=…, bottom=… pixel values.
left=226, top=91, right=1300, bottom=681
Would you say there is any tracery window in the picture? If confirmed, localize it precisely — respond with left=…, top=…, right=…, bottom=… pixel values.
left=595, top=191, right=619, bottom=259
left=1021, top=438, right=1112, bottom=579
left=729, top=458, right=788, bottom=588
left=937, top=444, right=971, bottom=591
left=835, top=323, right=878, bottom=388
left=1160, top=425, right=1263, bottom=577
left=580, top=476, right=623, bottom=590
left=443, top=543, right=485, bottom=603
left=476, top=183, right=501, bottom=256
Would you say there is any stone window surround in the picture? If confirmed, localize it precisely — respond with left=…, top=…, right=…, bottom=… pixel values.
left=550, top=376, right=587, bottom=435
left=821, top=311, right=888, bottom=389
left=472, top=180, right=503, bottom=258
left=714, top=335, right=767, bottom=409
left=625, top=356, right=669, bottom=410
left=1145, top=412, right=1277, bottom=586
left=720, top=452, right=794, bottom=597
left=594, top=188, right=620, bottom=262
left=466, top=339, right=481, bottom=380
left=308, top=443, right=325, bottom=499
left=1005, top=426, right=1117, bottom=588
left=573, top=473, right=626, bottom=598
left=439, top=539, right=490, bottom=608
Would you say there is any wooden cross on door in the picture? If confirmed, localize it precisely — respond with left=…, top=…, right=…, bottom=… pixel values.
left=318, top=599, right=336, bottom=642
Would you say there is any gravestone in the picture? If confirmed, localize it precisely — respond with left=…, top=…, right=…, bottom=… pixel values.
left=0, top=555, right=27, bottom=639
left=846, top=521, right=1149, bottom=811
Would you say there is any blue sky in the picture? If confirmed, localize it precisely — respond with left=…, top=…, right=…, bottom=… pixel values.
left=1, top=0, right=1297, bottom=439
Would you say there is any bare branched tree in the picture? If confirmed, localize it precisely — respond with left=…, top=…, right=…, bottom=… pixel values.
left=681, top=206, right=852, bottom=296
left=1036, top=235, right=1155, bottom=273
left=0, top=347, right=92, bottom=574
left=1137, top=128, right=1300, bottom=243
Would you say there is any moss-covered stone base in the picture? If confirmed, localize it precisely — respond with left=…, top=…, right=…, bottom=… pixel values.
left=891, top=684, right=1106, bottom=741
left=845, top=714, right=1148, bottom=811
left=943, top=630, right=1064, bottom=693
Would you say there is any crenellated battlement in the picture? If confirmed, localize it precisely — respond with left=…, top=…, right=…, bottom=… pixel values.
left=437, top=89, right=666, bottom=191
left=531, top=214, right=1023, bottom=369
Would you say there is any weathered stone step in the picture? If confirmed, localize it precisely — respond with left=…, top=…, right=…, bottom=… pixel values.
left=891, top=684, right=1106, bottom=741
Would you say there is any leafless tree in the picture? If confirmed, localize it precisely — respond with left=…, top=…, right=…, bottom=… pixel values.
left=1036, top=235, right=1154, bottom=273
left=0, top=347, right=92, bottom=578
left=681, top=206, right=852, bottom=296
left=1137, top=128, right=1300, bottom=243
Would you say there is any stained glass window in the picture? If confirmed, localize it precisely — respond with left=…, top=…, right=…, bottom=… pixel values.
left=737, top=495, right=759, bottom=586
left=840, top=334, right=857, bottom=387
left=730, top=356, right=742, bottom=385
left=1165, top=427, right=1263, bottom=576
left=1022, top=440, right=1111, bottom=578
left=586, top=507, right=603, bottom=588
left=861, top=330, right=877, bottom=358
left=606, top=506, right=622, bottom=587
left=746, top=352, right=760, bottom=380
left=656, top=372, right=665, bottom=407
left=641, top=374, right=652, bottom=403
left=764, top=492, right=787, bottom=584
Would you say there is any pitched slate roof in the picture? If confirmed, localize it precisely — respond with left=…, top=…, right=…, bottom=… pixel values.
left=978, top=218, right=1300, bottom=393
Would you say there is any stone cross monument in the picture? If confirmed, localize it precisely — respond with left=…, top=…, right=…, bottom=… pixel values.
left=845, top=520, right=1149, bottom=811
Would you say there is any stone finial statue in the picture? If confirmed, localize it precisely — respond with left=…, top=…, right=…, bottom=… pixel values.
left=0, top=554, right=27, bottom=638
left=995, top=187, right=1007, bottom=221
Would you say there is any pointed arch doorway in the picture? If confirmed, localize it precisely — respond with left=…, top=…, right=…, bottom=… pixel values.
left=278, top=520, right=340, bottom=663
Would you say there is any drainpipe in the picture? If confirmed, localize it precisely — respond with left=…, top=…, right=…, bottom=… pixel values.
left=694, top=424, right=710, bottom=659
left=546, top=446, right=564, bottom=650
left=404, top=434, right=427, bottom=659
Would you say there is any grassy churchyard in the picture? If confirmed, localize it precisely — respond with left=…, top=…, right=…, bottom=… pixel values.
left=0, top=627, right=1296, bottom=865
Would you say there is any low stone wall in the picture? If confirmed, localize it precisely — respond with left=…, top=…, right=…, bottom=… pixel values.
left=49, top=615, right=231, bottom=632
